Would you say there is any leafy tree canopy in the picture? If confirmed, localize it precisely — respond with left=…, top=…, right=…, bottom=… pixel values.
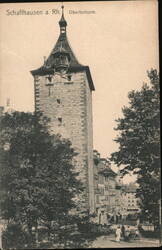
left=111, top=69, right=160, bottom=226
left=0, top=111, right=82, bottom=232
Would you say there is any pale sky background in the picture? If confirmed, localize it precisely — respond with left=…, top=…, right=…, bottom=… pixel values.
left=0, top=1, right=159, bottom=181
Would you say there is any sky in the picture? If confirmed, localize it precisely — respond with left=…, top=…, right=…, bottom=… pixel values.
left=0, top=1, right=159, bottom=181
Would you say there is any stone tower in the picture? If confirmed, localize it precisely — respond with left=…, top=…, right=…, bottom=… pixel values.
left=31, top=6, right=95, bottom=213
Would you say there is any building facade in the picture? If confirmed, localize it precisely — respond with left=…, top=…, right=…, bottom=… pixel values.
left=93, top=151, right=140, bottom=224
left=31, top=6, right=95, bottom=213
left=122, top=184, right=140, bottom=215
left=93, top=152, right=118, bottom=224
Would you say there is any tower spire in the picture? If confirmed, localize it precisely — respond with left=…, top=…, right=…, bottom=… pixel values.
left=61, top=3, right=64, bottom=16
left=59, top=3, right=67, bottom=34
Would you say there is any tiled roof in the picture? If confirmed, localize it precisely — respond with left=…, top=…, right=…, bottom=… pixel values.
left=122, top=183, right=137, bottom=193
left=46, top=33, right=81, bottom=68
left=98, top=167, right=117, bottom=177
left=31, top=24, right=95, bottom=91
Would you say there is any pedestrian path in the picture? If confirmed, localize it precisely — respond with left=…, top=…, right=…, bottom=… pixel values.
left=91, top=235, right=160, bottom=248
left=140, top=239, right=159, bottom=244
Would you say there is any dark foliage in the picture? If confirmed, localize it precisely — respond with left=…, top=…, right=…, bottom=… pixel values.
left=0, top=111, right=83, bottom=247
left=2, top=222, right=34, bottom=249
left=111, top=69, right=160, bottom=227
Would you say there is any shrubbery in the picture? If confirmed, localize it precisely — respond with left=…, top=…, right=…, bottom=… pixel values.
left=2, top=222, right=34, bottom=249
left=138, top=224, right=160, bottom=239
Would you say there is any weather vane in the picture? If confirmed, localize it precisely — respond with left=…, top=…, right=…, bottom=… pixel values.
left=61, top=2, right=64, bottom=16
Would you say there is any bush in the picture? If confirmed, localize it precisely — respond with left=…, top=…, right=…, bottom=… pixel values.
left=37, top=241, right=53, bottom=248
left=2, top=222, right=34, bottom=249
left=138, top=225, right=160, bottom=239
left=77, top=221, right=112, bottom=237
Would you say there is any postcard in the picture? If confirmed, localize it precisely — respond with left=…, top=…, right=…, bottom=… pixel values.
left=0, top=1, right=160, bottom=248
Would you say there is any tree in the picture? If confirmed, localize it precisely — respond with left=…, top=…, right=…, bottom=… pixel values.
left=111, top=69, right=160, bottom=228
left=2, top=222, right=32, bottom=249
left=0, top=111, right=83, bottom=246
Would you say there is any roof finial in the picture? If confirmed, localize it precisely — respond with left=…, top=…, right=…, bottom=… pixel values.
left=61, top=3, right=64, bottom=16
left=59, top=2, right=67, bottom=33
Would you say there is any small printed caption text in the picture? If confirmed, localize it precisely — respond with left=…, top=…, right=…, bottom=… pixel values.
left=6, top=9, right=96, bottom=16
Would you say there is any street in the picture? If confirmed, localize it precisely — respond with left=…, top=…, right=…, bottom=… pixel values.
left=91, top=234, right=160, bottom=248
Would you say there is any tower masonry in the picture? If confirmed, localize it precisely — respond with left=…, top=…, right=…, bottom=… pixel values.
left=31, top=6, right=95, bottom=213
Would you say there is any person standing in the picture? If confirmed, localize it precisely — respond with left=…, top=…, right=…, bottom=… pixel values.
left=115, top=226, right=121, bottom=242
left=134, top=228, right=140, bottom=239
left=121, top=225, right=125, bottom=240
left=125, top=226, right=130, bottom=241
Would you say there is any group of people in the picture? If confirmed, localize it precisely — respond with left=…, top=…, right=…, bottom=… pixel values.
left=115, top=225, right=140, bottom=242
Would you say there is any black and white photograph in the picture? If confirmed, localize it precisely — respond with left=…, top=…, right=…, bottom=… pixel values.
left=0, top=0, right=160, bottom=248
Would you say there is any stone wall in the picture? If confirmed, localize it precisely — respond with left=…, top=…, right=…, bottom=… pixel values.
left=34, top=70, right=95, bottom=213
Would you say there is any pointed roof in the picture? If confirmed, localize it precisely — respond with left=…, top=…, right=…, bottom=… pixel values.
left=45, top=33, right=82, bottom=68
left=31, top=5, right=95, bottom=91
left=59, top=5, right=67, bottom=28
left=46, top=3, right=81, bottom=68
left=98, top=167, right=117, bottom=177
left=123, top=183, right=137, bottom=193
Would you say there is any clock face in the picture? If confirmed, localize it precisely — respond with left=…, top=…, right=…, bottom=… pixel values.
left=45, top=70, right=70, bottom=88
left=53, top=71, right=69, bottom=81
left=53, top=72, right=63, bottom=82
